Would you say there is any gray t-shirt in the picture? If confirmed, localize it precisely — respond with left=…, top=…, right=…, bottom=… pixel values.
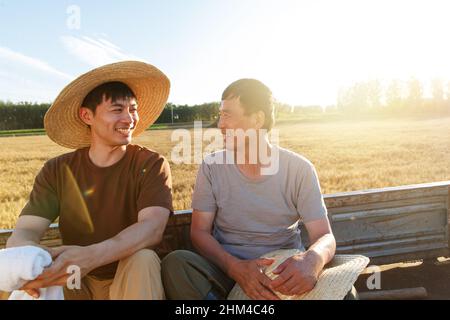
left=191, top=146, right=328, bottom=260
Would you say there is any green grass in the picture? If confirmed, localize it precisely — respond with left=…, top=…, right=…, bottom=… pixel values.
left=0, top=121, right=215, bottom=136
left=0, top=125, right=174, bottom=137
left=0, top=128, right=46, bottom=136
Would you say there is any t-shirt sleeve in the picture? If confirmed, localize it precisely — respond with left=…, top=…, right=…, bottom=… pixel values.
left=20, top=160, right=60, bottom=222
left=137, top=155, right=173, bottom=213
left=296, top=163, right=328, bottom=223
left=191, top=161, right=217, bottom=213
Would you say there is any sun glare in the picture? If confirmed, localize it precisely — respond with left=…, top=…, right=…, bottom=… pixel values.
left=228, top=0, right=450, bottom=105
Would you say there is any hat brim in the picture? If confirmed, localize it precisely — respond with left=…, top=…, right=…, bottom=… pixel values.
left=227, top=249, right=369, bottom=300
left=44, top=61, right=170, bottom=149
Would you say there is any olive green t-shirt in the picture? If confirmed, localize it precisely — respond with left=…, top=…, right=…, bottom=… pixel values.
left=20, top=144, right=173, bottom=279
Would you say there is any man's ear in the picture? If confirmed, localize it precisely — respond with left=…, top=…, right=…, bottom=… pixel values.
left=254, top=110, right=265, bottom=129
left=79, top=107, right=94, bottom=126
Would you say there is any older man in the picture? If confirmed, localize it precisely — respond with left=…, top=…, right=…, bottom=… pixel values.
left=162, top=79, right=354, bottom=300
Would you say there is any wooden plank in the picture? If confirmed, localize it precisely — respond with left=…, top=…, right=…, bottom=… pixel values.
left=328, top=195, right=447, bottom=215
left=325, top=180, right=450, bottom=199
left=0, top=214, right=193, bottom=251
left=448, top=188, right=450, bottom=249
left=1, top=182, right=449, bottom=263
left=156, top=211, right=193, bottom=258
left=358, top=287, right=427, bottom=300
left=332, top=209, right=447, bottom=244
left=331, top=203, right=447, bottom=222
left=368, top=248, right=450, bottom=265
left=337, top=233, right=446, bottom=252
left=166, top=210, right=192, bottom=226
left=335, top=229, right=447, bottom=247
left=324, top=186, right=448, bottom=209
left=336, top=236, right=449, bottom=263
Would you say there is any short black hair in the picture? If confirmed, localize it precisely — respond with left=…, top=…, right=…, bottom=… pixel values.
left=221, top=78, right=274, bottom=130
left=81, top=81, right=136, bottom=113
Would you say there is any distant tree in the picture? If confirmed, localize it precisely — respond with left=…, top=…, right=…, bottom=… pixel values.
left=337, top=82, right=370, bottom=112
left=386, top=80, right=403, bottom=109
left=445, top=80, right=450, bottom=110
left=431, top=78, right=445, bottom=110
left=406, top=77, right=423, bottom=110
left=366, top=79, right=382, bottom=109
left=446, top=80, right=450, bottom=99
left=353, top=82, right=370, bottom=110
left=273, top=101, right=292, bottom=114
left=337, top=87, right=351, bottom=111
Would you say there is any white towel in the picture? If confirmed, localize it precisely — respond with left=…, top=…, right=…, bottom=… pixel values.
left=0, top=246, right=64, bottom=300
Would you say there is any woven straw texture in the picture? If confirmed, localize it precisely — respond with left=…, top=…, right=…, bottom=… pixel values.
left=227, top=249, right=369, bottom=300
left=44, top=61, right=170, bottom=149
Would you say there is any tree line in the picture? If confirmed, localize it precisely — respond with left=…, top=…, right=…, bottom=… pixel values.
left=337, top=78, right=450, bottom=114
left=3, top=78, right=450, bottom=131
left=0, top=101, right=220, bottom=131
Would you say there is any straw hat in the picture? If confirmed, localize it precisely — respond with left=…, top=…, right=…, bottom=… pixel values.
left=227, top=249, right=369, bottom=300
left=44, top=61, right=170, bottom=149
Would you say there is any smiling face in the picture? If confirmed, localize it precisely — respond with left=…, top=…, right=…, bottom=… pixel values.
left=80, top=95, right=139, bottom=148
left=218, top=97, right=263, bottom=151
left=219, top=79, right=274, bottom=153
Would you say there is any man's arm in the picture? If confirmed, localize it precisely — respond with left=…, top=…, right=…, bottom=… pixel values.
left=91, top=206, right=170, bottom=266
left=191, top=209, right=279, bottom=300
left=21, top=206, right=170, bottom=294
left=303, top=217, right=336, bottom=269
left=7, top=215, right=54, bottom=298
left=6, top=215, right=52, bottom=250
left=270, top=217, right=336, bottom=295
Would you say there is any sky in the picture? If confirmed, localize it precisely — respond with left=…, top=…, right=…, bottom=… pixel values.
left=1, top=0, right=450, bottom=106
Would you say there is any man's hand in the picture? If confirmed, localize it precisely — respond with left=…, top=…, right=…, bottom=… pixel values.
left=228, top=258, right=280, bottom=300
left=20, top=245, right=97, bottom=298
left=269, top=250, right=323, bottom=296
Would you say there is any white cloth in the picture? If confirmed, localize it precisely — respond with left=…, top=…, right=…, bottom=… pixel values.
left=0, top=246, right=64, bottom=300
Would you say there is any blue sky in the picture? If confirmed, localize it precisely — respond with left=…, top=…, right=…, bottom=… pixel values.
left=1, top=0, right=450, bottom=105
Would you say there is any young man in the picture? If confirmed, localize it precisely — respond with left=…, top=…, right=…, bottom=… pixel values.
left=161, top=79, right=355, bottom=300
left=6, top=61, right=173, bottom=300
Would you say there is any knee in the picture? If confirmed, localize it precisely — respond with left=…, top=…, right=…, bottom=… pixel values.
left=123, top=249, right=161, bottom=268
left=161, top=250, right=195, bottom=278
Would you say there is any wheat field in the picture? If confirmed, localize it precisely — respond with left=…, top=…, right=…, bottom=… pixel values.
left=1, top=117, right=450, bottom=230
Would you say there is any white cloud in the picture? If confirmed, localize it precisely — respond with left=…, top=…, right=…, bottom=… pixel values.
left=0, top=47, right=74, bottom=102
left=61, top=35, right=146, bottom=67
left=0, top=46, right=73, bottom=81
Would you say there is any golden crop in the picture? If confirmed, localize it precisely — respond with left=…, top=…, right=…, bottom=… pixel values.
left=1, top=117, right=449, bottom=230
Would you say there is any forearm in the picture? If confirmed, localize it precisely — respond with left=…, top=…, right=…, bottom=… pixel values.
left=305, top=233, right=336, bottom=271
left=6, top=229, right=43, bottom=249
left=89, top=219, right=164, bottom=268
left=191, top=230, right=241, bottom=278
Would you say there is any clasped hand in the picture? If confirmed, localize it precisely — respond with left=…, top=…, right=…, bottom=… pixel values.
left=230, top=251, right=321, bottom=300
left=20, top=245, right=96, bottom=298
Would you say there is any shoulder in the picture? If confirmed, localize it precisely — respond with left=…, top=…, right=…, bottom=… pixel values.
left=127, top=144, right=169, bottom=170
left=42, top=149, right=81, bottom=170
left=276, top=146, right=315, bottom=170
left=127, top=144, right=165, bottom=159
left=203, top=149, right=227, bottom=166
